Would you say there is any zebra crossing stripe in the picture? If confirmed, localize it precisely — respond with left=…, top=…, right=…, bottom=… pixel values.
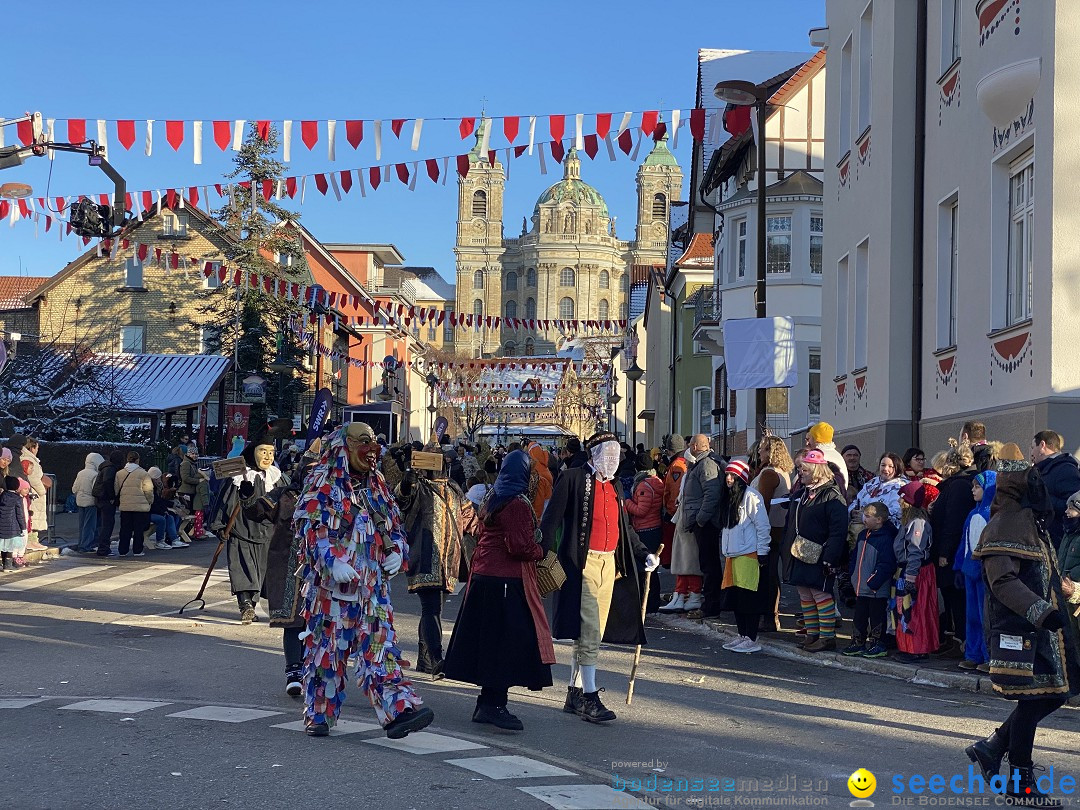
left=155, top=569, right=229, bottom=593
left=0, top=565, right=110, bottom=592
left=70, top=564, right=181, bottom=592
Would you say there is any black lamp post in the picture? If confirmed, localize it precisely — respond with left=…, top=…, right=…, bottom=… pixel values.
left=425, top=371, right=439, bottom=436
left=714, top=78, right=771, bottom=439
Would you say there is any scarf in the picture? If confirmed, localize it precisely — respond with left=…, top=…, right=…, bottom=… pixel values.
left=482, top=449, right=531, bottom=519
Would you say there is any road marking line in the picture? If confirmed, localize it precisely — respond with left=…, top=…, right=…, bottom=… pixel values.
left=0, top=565, right=111, bottom=592
left=167, top=706, right=282, bottom=723
left=520, top=784, right=651, bottom=809
left=272, top=719, right=381, bottom=735
left=0, top=698, right=48, bottom=709
left=59, top=699, right=171, bottom=714
left=446, top=755, right=575, bottom=780
left=70, top=564, right=180, bottom=592
left=156, top=570, right=229, bottom=593
left=364, top=731, right=487, bottom=755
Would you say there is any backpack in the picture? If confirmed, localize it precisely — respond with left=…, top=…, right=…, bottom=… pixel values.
left=91, top=469, right=106, bottom=499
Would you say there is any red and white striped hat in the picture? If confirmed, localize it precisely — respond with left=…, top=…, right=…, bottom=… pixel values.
left=725, top=459, right=751, bottom=484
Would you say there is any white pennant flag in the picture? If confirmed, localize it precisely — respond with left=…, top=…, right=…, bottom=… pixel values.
left=193, top=120, right=203, bottom=164
left=383, top=164, right=391, bottom=184
left=232, top=120, right=246, bottom=151
left=708, top=111, right=721, bottom=143
left=283, top=120, right=293, bottom=162
left=327, top=119, right=337, bottom=161
left=527, top=116, right=536, bottom=155
left=329, top=172, right=342, bottom=201
left=670, top=109, right=681, bottom=148
left=145, top=119, right=154, bottom=156
left=300, top=176, right=307, bottom=205
left=374, top=120, right=382, bottom=161
left=604, top=133, right=616, bottom=161
left=411, top=118, right=423, bottom=150
left=358, top=167, right=367, bottom=197
left=631, top=130, right=643, bottom=161
left=575, top=113, right=584, bottom=150
left=134, top=193, right=144, bottom=222
left=275, top=179, right=283, bottom=200
left=441, top=156, right=449, bottom=185
left=538, top=145, right=547, bottom=175
left=202, top=186, right=210, bottom=209
left=408, top=162, right=418, bottom=191
left=96, top=120, right=108, bottom=159
left=479, top=117, right=491, bottom=157
left=617, top=111, right=633, bottom=136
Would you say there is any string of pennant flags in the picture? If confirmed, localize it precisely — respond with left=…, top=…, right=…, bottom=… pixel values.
left=1, top=108, right=721, bottom=164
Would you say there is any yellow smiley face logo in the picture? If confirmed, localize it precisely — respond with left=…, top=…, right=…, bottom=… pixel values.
left=848, top=769, right=876, bottom=798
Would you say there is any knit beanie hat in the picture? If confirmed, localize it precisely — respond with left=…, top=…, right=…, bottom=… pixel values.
left=807, top=422, right=834, bottom=445
left=664, top=434, right=686, bottom=453
left=725, top=459, right=751, bottom=484
left=148, top=467, right=162, bottom=480
left=1067, top=490, right=1080, bottom=513
left=840, top=444, right=861, bottom=456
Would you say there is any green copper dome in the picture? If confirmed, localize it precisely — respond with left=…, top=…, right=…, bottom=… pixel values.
left=532, top=149, right=609, bottom=218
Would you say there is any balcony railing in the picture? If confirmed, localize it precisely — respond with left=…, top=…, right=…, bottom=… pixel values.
left=693, top=285, right=721, bottom=329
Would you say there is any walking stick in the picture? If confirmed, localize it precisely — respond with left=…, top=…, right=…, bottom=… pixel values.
left=179, top=502, right=242, bottom=615
left=626, top=543, right=663, bottom=706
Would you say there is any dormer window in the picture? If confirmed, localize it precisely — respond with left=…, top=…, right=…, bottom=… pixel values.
left=163, top=212, right=188, bottom=237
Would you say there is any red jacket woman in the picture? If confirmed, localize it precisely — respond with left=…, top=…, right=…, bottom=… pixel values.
left=625, top=474, right=664, bottom=533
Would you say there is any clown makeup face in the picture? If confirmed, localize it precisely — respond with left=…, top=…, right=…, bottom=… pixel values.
left=253, top=444, right=276, bottom=471
left=345, top=422, right=380, bottom=472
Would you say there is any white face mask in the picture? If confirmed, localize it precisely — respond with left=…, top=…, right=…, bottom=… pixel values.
left=590, top=442, right=620, bottom=481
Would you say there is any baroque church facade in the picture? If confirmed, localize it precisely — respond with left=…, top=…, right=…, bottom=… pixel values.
left=454, top=130, right=682, bottom=357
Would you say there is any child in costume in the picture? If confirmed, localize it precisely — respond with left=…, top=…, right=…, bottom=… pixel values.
left=294, top=422, right=434, bottom=739
left=0, top=476, right=27, bottom=571
left=954, top=470, right=996, bottom=671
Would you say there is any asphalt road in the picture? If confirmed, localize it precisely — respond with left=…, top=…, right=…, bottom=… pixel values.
left=3, top=541, right=1080, bottom=810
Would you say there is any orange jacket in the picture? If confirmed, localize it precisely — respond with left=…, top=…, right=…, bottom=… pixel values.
left=528, top=444, right=553, bottom=519
left=663, top=455, right=688, bottom=517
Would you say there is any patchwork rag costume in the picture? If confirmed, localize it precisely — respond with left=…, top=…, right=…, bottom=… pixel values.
left=294, top=423, right=433, bottom=738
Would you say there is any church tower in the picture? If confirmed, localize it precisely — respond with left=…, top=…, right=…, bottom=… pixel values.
left=454, top=121, right=505, bottom=357
left=632, top=132, right=684, bottom=267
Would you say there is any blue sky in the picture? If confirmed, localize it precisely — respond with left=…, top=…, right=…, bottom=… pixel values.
left=2, top=0, right=824, bottom=284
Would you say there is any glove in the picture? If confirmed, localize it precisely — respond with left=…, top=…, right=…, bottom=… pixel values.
left=644, top=554, right=660, bottom=573
left=238, top=481, right=255, bottom=499
left=381, top=551, right=403, bottom=577
left=330, top=559, right=361, bottom=585
left=1042, top=610, right=1066, bottom=632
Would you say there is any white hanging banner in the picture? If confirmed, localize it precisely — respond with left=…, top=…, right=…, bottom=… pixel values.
left=327, top=119, right=337, bottom=161
left=145, top=119, right=154, bottom=156
left=441, top=156, right=449, bottom=186
left=329, top=171, right=342, bottom=201
left=232, top=120, right=246, bottom=151
left=630, top=130, right=643, bottom=161
left=96, top=120, right=108, bottom=158
left=411, top=118, right=423, bottom=151
left=722, top=317, right=798, bottom=390
left=192, top=120, right=203, bottom=164
left=670, top=109, right=681, bottom=149
left=617, top=111, right=633, bottom=136
left=604, top=134, right=616, bottom=161
left=283, top=120, right=293, bottom=162
left=374, top=120, right=382, bottom=161
left=479, top=117, right=492, bottom=156
left=574, top=113, right=584, bottom=150
left=408, top=161, right=418, bottom=190
left=300, top=176, right=307, bottom=205
left=527, top=116, right=536, bottom=155
left=538, top=144, right=548, bottom=175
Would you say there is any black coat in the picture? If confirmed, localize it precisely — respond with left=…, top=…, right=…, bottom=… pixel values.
left=930, top=469, right=976, bottom=585
left=0, top=490, right=25, bottom=538
left=1058, top=528, right=1080, bottom=582
left=783, top=481, right=848, bottom=591
left=94, top=461, right=120, bottom=507
left=259, top=488, right=304, bottom=629
left=540, top=467, right=649, bottom=645
left=1036, top=454, right=1080, bottom=545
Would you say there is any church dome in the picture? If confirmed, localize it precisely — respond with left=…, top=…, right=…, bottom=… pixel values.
left=532, top=149, right=609, bottom=218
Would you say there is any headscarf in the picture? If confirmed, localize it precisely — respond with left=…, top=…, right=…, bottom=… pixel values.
left=956, top=470, right=996, bottom=573
left=482, top=449, right=532, bottom=519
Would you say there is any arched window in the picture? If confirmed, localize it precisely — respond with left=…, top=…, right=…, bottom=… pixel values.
left=620, top=273, right=629, bottom=292
left=505, top=300, right=518, bottom=319
left=473, top=298, right=483, bottom=319
left=525, top=297, right=536, bottom=318
left=505, top=272, right=517, bottom=291
left=652, top=193, right=667, bottom=220
left=504, top=342, right=516, bottom=357
left=472, top=190, right=487, bottom=218
left=524, top=338, right=535, bottom=355
left=473, top=270, right=484, bottom=290
left=598, top=299, right=609, bottom=319
left=559, top=297, right=575, bottom=320
left=599, top=270, right=609, bottom=289
left=560, top=267, right=575, bottom=286
left=526, top=267, right=536, bottom=287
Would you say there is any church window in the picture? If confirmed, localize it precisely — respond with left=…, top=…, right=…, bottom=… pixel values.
left=598, top=299, right=609, bottom=319
left=559, top=297, right=575, bottom=319
left=652, top=193, right=667, bottom=221
left=560, top=267, right=575, bottom=286
left=472, top=190, right=487, bottom=218
left=526, top=267, right=536, bottom=287
left=473, top=270, right=484, bottom=289
left=504, top=342, right=516, bottom=357
left=505, top=300, right=518, bottom=319
left=526, top=297, right=536, bottom=318
left=505, top=272, right=518, bottom=291
left=524, top=338, right=535, bottom=354
left=473, top=298, right=483, bottom=319
left=599, top=270, right=609, bottom=289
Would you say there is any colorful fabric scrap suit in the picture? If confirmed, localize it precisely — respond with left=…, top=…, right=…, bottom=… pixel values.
left=295, top=429, right=422, bottom=728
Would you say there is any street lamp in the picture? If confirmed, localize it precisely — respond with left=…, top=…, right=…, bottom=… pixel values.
left=714, top=78, right=771, bottom=439
left=425, top=371, right=439, bottom=435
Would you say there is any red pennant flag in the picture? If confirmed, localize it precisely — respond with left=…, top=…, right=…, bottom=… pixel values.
left=595, top=113, right=612, bottom=140
left=16, top=120, right=32, bottom=145
left=583, top=134, right=599, bottom=159
left=188, top=187, right=199, bottom=207
left=255, top=120, right=271, bottom=141
left=549, top=114, right=565, bottom=142
left=395, top=163, right=409, bottom=184
left=142, top=190, right=153, bottom=211
left=286, top=177, right=297, bottom=198
left=170, top=253, right=180, bottom=270
left=213, top=120, right=231, bottom=150
left=98, top=193, right=109, bottom=206
left=117, top=120, right=136, bottom=149
left=426, top=158, right=439, bottom=182
left=166, top=189, right=178, bottom=209
left=550, top=141, right=565, bottom=164
left=301, top=120, right=318, bottom=150
left=459, top=117, right=476, bottom=139
left=66, top=119, right=87, bottom=144
left=514, top=144, right=528, bottom=157
left=56, top=197, right=66, bottom=213
left=456, top=154, right=470, bottom=178
left=154, top=247, right=162, bottom=264
left=137, top=243, right=149, bottom=262
left=488, top=150, right=498, bottom=166
left=390, top=119, right=405, bottom=137
left=265, top=276, right=274, bottom=293
left=617, top=129, right=633, bottom=155
left=214, top=183, right=223, bottom=196
left=640, top=110, right=659, bottom=136
left=314, top=174, right=329, bottom=195
left=654, top=122, right=667, bottom=141
left=261, top=179, right=273, bottom=200
left=166, top=120, right=184, bottom=151
left=503, top=116, right=520, bottom=143
left=233, top=269, right=242, bottom=285
left=690, top=108, right=706, bottom=141
left=345, top=120, right=364, bottom=148
left=333, top=170, right=348, bottom=193
left=369, top=167, right=381, bottom=190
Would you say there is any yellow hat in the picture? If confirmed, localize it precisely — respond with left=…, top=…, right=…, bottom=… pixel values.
left=807, top=422, right=835, bottom=444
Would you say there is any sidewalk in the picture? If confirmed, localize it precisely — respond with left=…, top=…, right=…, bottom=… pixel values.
left=22, top=510, right=83, bottom=565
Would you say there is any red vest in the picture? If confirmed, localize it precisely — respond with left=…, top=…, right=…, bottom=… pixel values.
left=588, top=478, right=620, bottom=553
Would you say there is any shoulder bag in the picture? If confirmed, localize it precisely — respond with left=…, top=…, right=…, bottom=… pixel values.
left=790, top=496, right=825, bottom=565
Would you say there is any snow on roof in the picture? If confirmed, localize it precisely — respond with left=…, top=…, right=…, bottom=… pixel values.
left=0, top=276, right=48, bottom=310
left=61, top=354, right=234, bottom=413
left=476, top=361, right=567, bottom=409
left=400, top=267, right=455, bottom=301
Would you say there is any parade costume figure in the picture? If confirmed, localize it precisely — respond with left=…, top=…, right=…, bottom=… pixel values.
left=217, top=439, right=286, bottom=624
left=295, top=422, right=434, bottom=739
left=541, top=431, right=658, bottom=723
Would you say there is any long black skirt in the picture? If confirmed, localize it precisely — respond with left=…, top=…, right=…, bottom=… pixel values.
left=443, top=574, right=553, bottom=691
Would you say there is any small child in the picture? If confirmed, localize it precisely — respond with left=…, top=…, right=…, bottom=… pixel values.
left=954, top=470, right=996, bottom=671
left=844, top=501, right=897, bottom=657
left=0, top=475, right=28, bottom=571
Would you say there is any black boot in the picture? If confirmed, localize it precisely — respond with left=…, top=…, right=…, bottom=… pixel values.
left=965, top=730, right=1008, bottom=780
left=384, top=706, right=435, bottom=739
left=285, top=666, right=302, bottom=698
left=563, top=686, right=584, bottom=715
left=472, top=701, right=524, bottom=731
left=238, top=594, right=255, bottom=625
left=1006, top=766, right=1061, bottom=808
left=580, top=689, right=616, bottom=723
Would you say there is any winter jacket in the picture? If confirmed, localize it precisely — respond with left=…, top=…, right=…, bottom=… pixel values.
left=178, top=457, right=201, bottom=496
left=114, top=464, right=153, bottom=513
left=72, top=453, right=104, bottom=508
left=1058, top=525, right=1080, bottom=582
left=528, top=444, right=553, bottom=519
left=895, top=517, right=933, bottom=584
left=662, top=455, right=688, bottom=517
left=625, top=474, right=664, bottom=532
left=150, top=478, right=177, bottom=516
left=681, top=451, right=725, bottom=530
left=720, top=487, right=771, bottom=559
left=470, top=496, right=544, bottom=578
left=0, top=489, right=26, bottom=538
left=849, top=522, right=898, bottom=597
left=784, top=480, right=849, bottom=591
left=20, top=448, right=48, bottom=531
left=850, top=475, right=909, bottom=528
left=813, top=441, right=849, bottom=496
left=93, top=456, right=122, bottom=507
left=1036, top=453, right=1080, bottom=545
left=930, top=468, right=977, bottom=578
